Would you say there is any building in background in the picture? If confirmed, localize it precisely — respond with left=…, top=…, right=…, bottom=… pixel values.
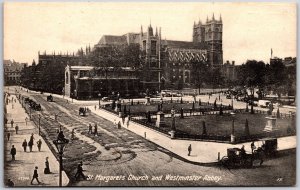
left=221, top=60, right=238, bottom=82
left=64, top=65, right=140, bottom=99
left=193, top=14, right=223, bottom=66
left=4, top=60, right=27, bottom=85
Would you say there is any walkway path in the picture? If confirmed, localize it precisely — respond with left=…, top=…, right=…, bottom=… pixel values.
left=4, top=94, right=69, bottom=187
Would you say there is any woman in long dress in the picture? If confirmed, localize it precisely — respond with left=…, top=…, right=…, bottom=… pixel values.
left=44, top=157, right=50, bottom=174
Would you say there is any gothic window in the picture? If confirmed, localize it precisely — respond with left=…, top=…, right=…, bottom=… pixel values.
left=151, top=41, right=156, bottom=55
left=66, top=72, right=69, bottom=84
left=143, top=41, right=146, bottom=51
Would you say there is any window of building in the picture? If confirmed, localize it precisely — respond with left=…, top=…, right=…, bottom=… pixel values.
left=151, top=41, right=156, bottom=55
left=66, top=72, right=69, bottom=84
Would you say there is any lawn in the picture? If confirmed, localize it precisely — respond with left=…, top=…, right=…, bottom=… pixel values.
left=161, top=113, right=296, bottom=138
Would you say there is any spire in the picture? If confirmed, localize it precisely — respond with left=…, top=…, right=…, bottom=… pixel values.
left=212, top=13, right=215, bottom=21
left=155, top=27, right=158, bottom=36
left=198, top=17, right=202, bottom=25
left=220, top=14, right=222, bottom=22
left=141, top=25, right=143, bottom=36
left=194, top=21, right=196, bottom=27
left=159, top=27, right=161, bottom=39
left=206, top=15, right=209, bottom=23
left=54, top=51, right=55, bottom=56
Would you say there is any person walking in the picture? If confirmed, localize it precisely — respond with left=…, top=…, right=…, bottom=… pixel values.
left=31, top=166, right=41, bottom=185
left=28, top=133, right=34, bottom=152
left=44, top=157, right=51, bottom=174
left=22, top=139, right=27, bottom=152
left=94, top=123, right=98, bottom=136
left=71, top=129, right=75, bottom=140
left=15, top=124, right=19, bottom=134
left=74, top=161, right=86, bottom=180
left=10, top=119, right=14, bottom=128
left=7, top=132, right=11, bottom=141
left=37, top=139, right=42, bottom=152
left=188, top=144, right=192, bottom=156
left=25, top=117, right=28, bottom=125
left=94, top=105, right=96, bottom=111
left=6, top=179, right=14, bottom=187
left=251, top=141, right=256, bottom=153
left=10, top=145, right=16, bottom=161
left=126, top=116, right=130, bottom=128
left=88, top=123, right=92, bottom=134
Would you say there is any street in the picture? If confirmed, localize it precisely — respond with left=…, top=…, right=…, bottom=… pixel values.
left=3, top=86, right=296, bottom=186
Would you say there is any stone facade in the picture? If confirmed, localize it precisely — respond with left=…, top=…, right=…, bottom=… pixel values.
left=4, top=60, right=27, bottom=85
left=193, top=14, right=223, bottom=66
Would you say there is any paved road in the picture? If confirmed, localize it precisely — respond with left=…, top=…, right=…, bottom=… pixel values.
left=6, top=86, right=296, bottom=186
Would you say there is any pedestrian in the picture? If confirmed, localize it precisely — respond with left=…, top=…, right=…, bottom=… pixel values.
left=28, top=133, right=34, bottom=152
left=71, top=129, right=75, bottom=140
left=31, top=166, right=41, bottom=185
left=37, top=139, right=42, bottom=152
left=6, top=179, right=14, bottom=187
left=88, top=123, right=92, bottom=134
left=94, top=123, right=98, bottom=136
left=7, top=132, right=11, bottom=141
left=117, top=121, right=121, bottom=129
left=74, top=161, right=86, bottom=180
left=44, top=157, right=51, bottom=174
left=10, top=145, right=16, bottom=161
left=15, top=124, right=19, bottom=134
left=22, top=139, right=27, bottom=152
left=94, top=105, right=96, bottom=111
left=188, top=144, right=192, bottom=156
left=11, top=119, right=14, bottom=128
left=126, top=116, right=130, bottom=128
left=251, top=141, right=256, bottom=153
left=25, top=117, right=28, bottom=125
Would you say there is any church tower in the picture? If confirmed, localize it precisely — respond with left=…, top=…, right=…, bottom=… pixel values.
left=193, top=14, right=223, bottom=66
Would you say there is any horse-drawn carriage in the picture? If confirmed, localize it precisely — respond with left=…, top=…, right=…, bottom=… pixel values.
left=79, top=107, right=90, bottom=116
left=220, top=138, right=278, bottom=168
left=47, top=95, right=53, bottom=102
left=220, top=148, right=263, bottom=168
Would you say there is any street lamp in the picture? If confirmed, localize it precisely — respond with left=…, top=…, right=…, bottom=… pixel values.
left=98, top=93, right=101, bottom=108
left=29, top=106, right=32, bottom=120
left=53, top=138, right=69, bottom=187
left=230, top=112, right=236, bottom=143
left=38, top=114, right=41, bottom=136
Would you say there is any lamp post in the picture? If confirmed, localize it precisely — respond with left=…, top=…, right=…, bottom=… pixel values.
left=38, top=114, right=41, bottom=136
left=98, top=93, right=101, bottom=109
left=230, top=112, right=236, bottom=143
left=53, top=138, right=69, bottom=187
left=29, top=106, right=32, bottom=120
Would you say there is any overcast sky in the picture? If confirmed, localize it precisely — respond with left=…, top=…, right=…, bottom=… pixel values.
left=4, top=2, right=296, bottom=65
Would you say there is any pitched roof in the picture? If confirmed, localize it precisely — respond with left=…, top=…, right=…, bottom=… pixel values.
left=97, top=35, right=127, bottom=45
left=163, top=40, right=207, bottom=49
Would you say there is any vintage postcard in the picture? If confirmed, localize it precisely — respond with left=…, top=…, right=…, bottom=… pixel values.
left=3, top=2, right=296, bottom=187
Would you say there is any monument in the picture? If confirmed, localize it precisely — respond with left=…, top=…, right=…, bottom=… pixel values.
left=263, top=116, right=277, bottom=132
left=156, top=111, right=165, bottom=128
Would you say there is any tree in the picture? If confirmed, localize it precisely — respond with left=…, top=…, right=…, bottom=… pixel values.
left=237, top=60, right=266, bottom=99
left=191, top=60, right=210, bottom=94
left=266, top=59, right=288, bottom=98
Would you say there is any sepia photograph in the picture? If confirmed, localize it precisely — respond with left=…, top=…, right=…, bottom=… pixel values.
left=3, top=2, right=297, bottom=187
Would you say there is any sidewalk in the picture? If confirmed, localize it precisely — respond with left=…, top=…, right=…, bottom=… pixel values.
left=90, top=106, right=296, bottom=164
left=4, top=94, right=69, bottom=187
